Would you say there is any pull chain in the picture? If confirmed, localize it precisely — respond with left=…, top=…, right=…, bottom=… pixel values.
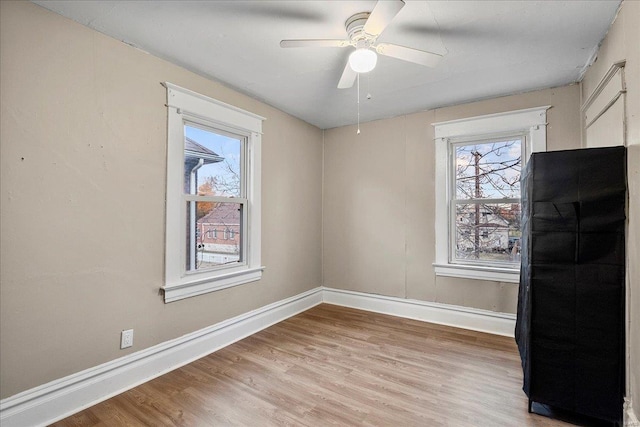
left=357, top=73, right=361, bottom=135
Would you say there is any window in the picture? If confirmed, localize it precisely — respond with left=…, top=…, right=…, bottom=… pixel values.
left=163, top=83, right=264, bottom=302
left=185, top=124, right=243, bottom=271
left=452, top=136, right=522, bottom=267
left=433, top=107, right=549, bottom=283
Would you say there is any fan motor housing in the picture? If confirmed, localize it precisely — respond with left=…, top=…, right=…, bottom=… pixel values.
left=345, top=12, right=371, bottom=41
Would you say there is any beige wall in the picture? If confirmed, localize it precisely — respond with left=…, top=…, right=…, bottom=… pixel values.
left=324, top=84, right=581, bottom=313
left=1, top=0, right=630, bottom=411
left=581, top=0, right=640, bottom=417
left=0, top=1, right=323, bottom=399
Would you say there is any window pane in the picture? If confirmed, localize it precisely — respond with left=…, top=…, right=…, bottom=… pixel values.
left=186, top=201, right=242, bottom=271
left=455, top=139, right=521, bottom=199
left=454, top=203, right=521, bottom=263
left=184, top=124, right=242, bottom=197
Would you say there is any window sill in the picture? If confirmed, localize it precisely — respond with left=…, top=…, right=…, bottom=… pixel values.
left=162, top=266, right=265, bottom=303
left=433, top=263, right=519, bottom=283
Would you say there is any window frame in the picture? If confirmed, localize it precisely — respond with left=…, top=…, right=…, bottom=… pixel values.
left=433, top=106, right=549, bottom=283
left=184, top=119, right=247, bottom=274
left=449, top=134, right=525, bottom=269
left=162, top=82, right=265, bottom=303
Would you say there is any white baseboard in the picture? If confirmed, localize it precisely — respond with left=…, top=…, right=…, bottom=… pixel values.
left=0, top=287, right=323, bottom=427
left=626, top=404, right=640, bottom=427
left=322, top=287, right=517, bottom=337
left=0, top=286, right=521, bottom=426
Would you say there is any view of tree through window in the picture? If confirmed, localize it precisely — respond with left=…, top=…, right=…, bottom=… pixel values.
left=453, top=137, right=522, bottom=265
left=184, top=124, right=243, bottom=271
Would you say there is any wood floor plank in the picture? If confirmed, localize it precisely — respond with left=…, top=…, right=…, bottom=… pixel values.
left=51, top=303, right=590, bottom=427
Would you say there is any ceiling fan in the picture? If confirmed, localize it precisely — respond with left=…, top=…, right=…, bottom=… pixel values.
left=280, top=0, right=443, bottom=89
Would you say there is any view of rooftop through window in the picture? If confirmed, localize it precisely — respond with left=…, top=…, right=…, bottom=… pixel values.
left=184, top=125, right=241, bottom=197
left=184, top=124, right=244, bottom=271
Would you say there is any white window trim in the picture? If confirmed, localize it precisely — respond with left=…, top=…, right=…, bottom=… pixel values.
left=162, top=82, right=265, bottom=303
left=433, top=106, right=550, bottom=283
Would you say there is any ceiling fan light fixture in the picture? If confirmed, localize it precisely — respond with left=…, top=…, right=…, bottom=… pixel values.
left=349, top=48, right=377, bottom=73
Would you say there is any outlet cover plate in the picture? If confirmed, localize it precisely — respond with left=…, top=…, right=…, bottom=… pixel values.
left=121, top=329, right=133, bottom=349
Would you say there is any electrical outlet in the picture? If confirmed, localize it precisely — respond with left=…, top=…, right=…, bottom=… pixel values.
left=121, top=329, right=134, bottom=349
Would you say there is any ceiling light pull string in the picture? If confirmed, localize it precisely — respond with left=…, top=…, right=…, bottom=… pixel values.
left=357, top=73, right=361, bottom=135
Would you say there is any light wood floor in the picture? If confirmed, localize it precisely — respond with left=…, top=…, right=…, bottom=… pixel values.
left=51, top=304, right=585, bottom=427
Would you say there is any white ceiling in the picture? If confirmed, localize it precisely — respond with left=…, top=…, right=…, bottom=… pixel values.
left=33, top=0, right=621, bottom=129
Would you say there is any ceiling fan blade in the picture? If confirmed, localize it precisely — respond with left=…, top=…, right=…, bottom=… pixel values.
left=363, top=0, right=405, bottom=37
left=280, top=39, right=350, bottom=48
left=337, top=61, right=357, bottom=89
left=376, top=43, right=443, bottom=67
